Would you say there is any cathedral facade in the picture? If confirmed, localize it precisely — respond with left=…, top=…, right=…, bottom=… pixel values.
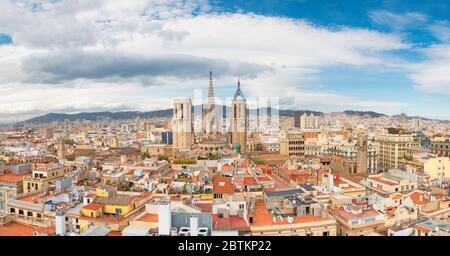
left=172, top=71, right=248, bottom=159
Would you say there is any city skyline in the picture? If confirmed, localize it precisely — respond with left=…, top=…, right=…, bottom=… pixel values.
left=1, top=0, right=450, bottom=123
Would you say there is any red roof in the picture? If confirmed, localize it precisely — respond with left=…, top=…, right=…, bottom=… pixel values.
left=213, top=176, right=234, bottom=194
left=0, top=172, right=30, bottom=183
left=195, top=203, right=213, bottom=213
left=413, top=224, right=431, bottom=233
left=107, top=231, right=122, bottom=236
left=368, top=176, right=399, bottom=186
left=137, top=213, right=158, bottom=222
left=83, top=203, right=103, bottom=211
left=257, top=176, right=272, bottom=182
left=0, top=222, right=34, bottom=236
left=243, top=177, right=258, bottom=186
left=335, top=207, right=379, bottom=221
left=409, top=191, right=429, bottom=205
left=0, top=222, right=55, bottom=236
left=251, top=202, right=328, bottom=226
left=212, top=214, right=249, bottom=230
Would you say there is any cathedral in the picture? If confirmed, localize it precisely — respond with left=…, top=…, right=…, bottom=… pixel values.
left=172, top=71, right=248, bottom=159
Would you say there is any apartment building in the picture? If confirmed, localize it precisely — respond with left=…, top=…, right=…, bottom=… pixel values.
left=334, top=200, right=384, bottom=236
left=279, top=132, right=305, bottom=157
left=378, top=128, right=416, bottom=171
left=430, top=137, right=450, bottom=158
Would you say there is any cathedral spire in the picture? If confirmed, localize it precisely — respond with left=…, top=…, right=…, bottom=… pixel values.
left=233, top=78, right=245, bottom=100
left=208, top=70, right=214, bottom=98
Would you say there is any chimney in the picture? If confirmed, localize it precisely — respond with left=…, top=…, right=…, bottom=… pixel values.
left=55, top=210, right=66, bottom=236
left=190, top=215, right=199, bottom=236
left=158, top=200, right=171, bottom=236
left=328, top=173, right=334, bottom=192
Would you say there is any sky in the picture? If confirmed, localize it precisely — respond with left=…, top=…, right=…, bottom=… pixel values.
left=1, top=0, right=450, bottom=123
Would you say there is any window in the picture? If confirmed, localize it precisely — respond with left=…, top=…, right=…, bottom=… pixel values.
left=27, top=211, right=33, bottom=217
left=10, top=208, right=15, bottom=213
left=323, top=231, right=329, bottom=236
left=18, top=210, right=24, bottom=215
left=239, top=204, right=245, bottom=209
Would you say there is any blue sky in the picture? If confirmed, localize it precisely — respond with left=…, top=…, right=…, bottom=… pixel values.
left=0, top=0, right=450, bottom=122
left=211, top=0, right=450, bottom=119
left=0, top=33, right=12, bottom=44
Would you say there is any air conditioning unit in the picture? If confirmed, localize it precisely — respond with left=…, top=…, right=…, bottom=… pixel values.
left=198, top=227, right=208, bottom=236
left=178, top=227, right=191, bottom=236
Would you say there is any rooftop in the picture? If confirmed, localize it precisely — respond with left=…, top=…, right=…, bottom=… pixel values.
left=252, top=202, right=329, bottom=226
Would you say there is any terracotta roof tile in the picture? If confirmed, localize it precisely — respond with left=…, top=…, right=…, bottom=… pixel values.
left=213, top=176, right=234, bottom=194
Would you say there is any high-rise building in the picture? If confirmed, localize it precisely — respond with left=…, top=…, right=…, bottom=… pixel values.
left=378, top=128, right=415, bottom=171
left=296, top=113, right=319, bottom=129
left=229, top=80, right=247, bottom=153
left=172, top=98, right=193, bottom=152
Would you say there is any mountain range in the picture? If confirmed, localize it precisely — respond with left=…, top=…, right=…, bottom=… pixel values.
left=13, top=108, right=446, bottom=125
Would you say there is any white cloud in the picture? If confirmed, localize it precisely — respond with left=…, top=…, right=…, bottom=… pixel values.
left=408, top=45, right=450, bottom=94
left=428, top=21, right=450, bottom=43
left=0, top=0, right=415, bottom=122
left=369, top=10, right=428, bottom=31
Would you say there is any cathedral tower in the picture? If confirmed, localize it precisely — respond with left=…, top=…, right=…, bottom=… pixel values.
left=230, top=80, right=247, bottom=153
left=202, top=70, right=220, bottom=136
left=173, top=98, right=193, bottom=152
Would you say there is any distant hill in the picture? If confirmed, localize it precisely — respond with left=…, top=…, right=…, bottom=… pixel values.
left=18, top=107, right=324, bottom=125
left=16, top=108, right=447, bottom=125
left=343, top=110, right=387, bottom=118
left=19, top=110, right=172, bottom=124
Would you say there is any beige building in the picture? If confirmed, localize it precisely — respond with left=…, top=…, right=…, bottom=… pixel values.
left=378, top=128, right=415, bottom=171
left=23, top=165, right=71, bottom=193
left=364, top=171, right=417, bottom=196
left=295, top=113, right=319, bottom=129
left=400, top=154, right=450, bottom=180
left=279, top=132, right=304, bottom=157
left=334, top=201, right=384, bottom=236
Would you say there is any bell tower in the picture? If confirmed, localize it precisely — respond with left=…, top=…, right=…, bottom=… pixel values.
left=173, top=98, right=193, bottom=153
left=230, top=79, right=247, bottom=153
left=356, top=133, right=368, bottom=174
